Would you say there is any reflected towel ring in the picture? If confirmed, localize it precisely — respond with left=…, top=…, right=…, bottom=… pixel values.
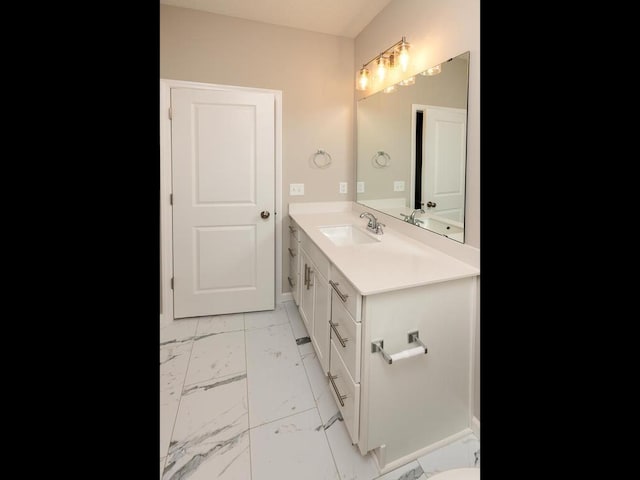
left=372, top=151, right=391, bottom=168
left=312, top=149, right=332, bottom=169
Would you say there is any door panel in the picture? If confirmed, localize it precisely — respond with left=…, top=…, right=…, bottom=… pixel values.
left=172, top=88, right=275, bottom=318
left=195, top=104, right=256, bottom=204
left=195, top=226, right=256, bottom=290
left=424, top=106, right=466, bottom=222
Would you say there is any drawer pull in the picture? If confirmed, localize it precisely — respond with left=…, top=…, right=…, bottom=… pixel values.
left=287, top=276, right=295, bottom=288
left=288, top=247, right=297, bottom=257
left=329, top=280, right=349, bottom=302
left=304, top=264, right=308, bottom=287
left=328, top=372, right=347, bottom=406
left=329, top=320, right=348, bottom=347
left=289, top=225, right=297, bottom=233
left=371, top=331, right=428, bottom=364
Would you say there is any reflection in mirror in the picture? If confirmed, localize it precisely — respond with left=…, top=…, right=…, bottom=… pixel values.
left=356, top=51, right=469, bottom=243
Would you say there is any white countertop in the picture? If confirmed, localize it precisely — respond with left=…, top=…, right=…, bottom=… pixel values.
left=289, top=207, right=480, bottom=296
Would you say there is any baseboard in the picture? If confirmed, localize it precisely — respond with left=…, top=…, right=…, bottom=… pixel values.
left=373, top=428, right=473, bottom=474
left=278, top=292, right=293, bottom=304
left=471, top=416, right=480, bottom=438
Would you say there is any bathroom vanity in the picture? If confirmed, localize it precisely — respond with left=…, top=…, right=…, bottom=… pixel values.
left=288, top=202, right=479, bottom=474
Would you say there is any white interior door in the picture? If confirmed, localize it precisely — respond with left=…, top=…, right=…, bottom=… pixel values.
left=423, top=106, right=467, bottom=222
left=171, top=87, right=275, bottom=318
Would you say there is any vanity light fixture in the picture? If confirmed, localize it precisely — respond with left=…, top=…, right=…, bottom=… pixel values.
left=356, top=36, right=411, bottom=91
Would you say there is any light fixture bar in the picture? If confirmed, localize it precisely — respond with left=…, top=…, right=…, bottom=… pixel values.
left=356, top=36, right=410, bottom=90
left=359, top=37, right=407, bottom=72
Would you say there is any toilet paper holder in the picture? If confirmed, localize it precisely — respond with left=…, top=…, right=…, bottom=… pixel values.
left=371, top=331, right=428, bottom=364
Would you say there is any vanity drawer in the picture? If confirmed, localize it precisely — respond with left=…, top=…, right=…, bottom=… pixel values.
left=300, top=230, right=330, bottom=279
left=288, top=220, right=300, bottom=303
left=328, top=340, right=360, bottom=444
left=330, top=292, right=361, bottom=383
left=287, top=249, right=298, bottom=290
left=329, top=266, right=360, bottom=321
left=288, top=232, right=299, bottom=260
left=288, top=219, right=300, bottom=242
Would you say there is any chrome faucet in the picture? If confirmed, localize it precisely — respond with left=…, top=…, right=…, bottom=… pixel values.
left=359, top=211, right=385, bottom=234
left=400, top=208, right=425, bottom=225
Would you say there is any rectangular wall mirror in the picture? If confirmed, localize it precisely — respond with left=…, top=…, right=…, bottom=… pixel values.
left=356, top=51, right=470, bottom=243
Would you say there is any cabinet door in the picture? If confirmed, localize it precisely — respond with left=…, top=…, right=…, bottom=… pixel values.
left=361, top=278, right=474, bottom=463
left=298, top=248, right=314, bottom=334
left=312, top=272, right=330, bottom=373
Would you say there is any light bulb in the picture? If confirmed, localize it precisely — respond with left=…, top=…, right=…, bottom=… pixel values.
left=398, top=38, right=410, bottom=72
left=376, top=57, right=387, bottom=81
left=357, top=67, right=370, bottom=91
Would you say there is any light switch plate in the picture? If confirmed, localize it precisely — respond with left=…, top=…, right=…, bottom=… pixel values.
left=357, top=182, right=365, bottom=193
left=393, top=181, right=405, bottom=192
left=339, top=182, right=347, bottom=194
left=290, top=183, right=304, bottom=196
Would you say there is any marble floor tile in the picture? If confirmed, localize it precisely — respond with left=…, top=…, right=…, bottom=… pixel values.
left=160, top=317, right=199, bottom=346
left=195, top=313, right=244, bottom=337
left=244, top=303, right=290, bottom=330
left=376, top=460, right=426, bottom=480
left=162, top=372, right=250, bottom=480
left=464, top=436, right=480, bottom=467
left=160, top=342, right=192, bottom=458
left=249, top=408, right=339, bottom=480
left=160, top=457, right=166, bottom=480
left=325, top=418, right=379, bottom=480
left=300, top=342, right=340, bottom=425
left=184, top=330, right=246, bottom=386
left=245, top=322, right=316, bottom=427
left=284, top=300, right=309, bottom=340
left=417, top=433, right=479, bottom=477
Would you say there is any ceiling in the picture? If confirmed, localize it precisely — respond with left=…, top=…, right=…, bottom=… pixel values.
left=160, top=0, right=395, bottom=38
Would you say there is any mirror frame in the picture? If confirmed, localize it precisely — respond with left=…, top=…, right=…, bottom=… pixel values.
left=356, top=51, right=470, bottom=243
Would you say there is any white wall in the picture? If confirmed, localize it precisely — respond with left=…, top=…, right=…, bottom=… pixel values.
left=160, top=5, right=355, bottom=294
left=355, top=0, right=480, bottom=422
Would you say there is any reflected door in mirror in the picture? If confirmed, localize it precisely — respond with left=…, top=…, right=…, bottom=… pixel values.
left=412, top=105, right=467, bottom=223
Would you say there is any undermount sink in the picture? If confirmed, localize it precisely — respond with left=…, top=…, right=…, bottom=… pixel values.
left=319, top=225, right=381, bottom=246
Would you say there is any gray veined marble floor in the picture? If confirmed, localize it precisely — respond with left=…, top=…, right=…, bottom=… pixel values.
left=160, top=300, right=480, bottom=480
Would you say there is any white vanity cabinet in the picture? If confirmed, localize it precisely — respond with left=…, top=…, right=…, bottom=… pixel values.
left=327, top=267, right=475, bottom=470
left=288, top=206, right=479, bottom=474
left=298, top=229, right=331, bottom=373
left=287, top=221, right=300, bottom=305
left=357, top=277, right=475, bottom=470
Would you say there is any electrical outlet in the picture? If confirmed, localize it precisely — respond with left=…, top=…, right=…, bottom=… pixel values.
left=393, top=181, right=405, bottom=192
left=357, top=181, right=365, bottom=193
left=339, top=182, right=348, bottom=194
left=290, top=183, right=304, bottom=196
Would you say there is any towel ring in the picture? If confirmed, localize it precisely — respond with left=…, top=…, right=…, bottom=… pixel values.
left=372, top=151, right=391, bottom=168
left=312, top=149, right=332, bottom=169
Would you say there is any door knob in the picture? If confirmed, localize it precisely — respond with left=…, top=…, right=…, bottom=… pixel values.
left=260, top=210, right=270, bottom=219
left=426, top=201, right=437, bottom=208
